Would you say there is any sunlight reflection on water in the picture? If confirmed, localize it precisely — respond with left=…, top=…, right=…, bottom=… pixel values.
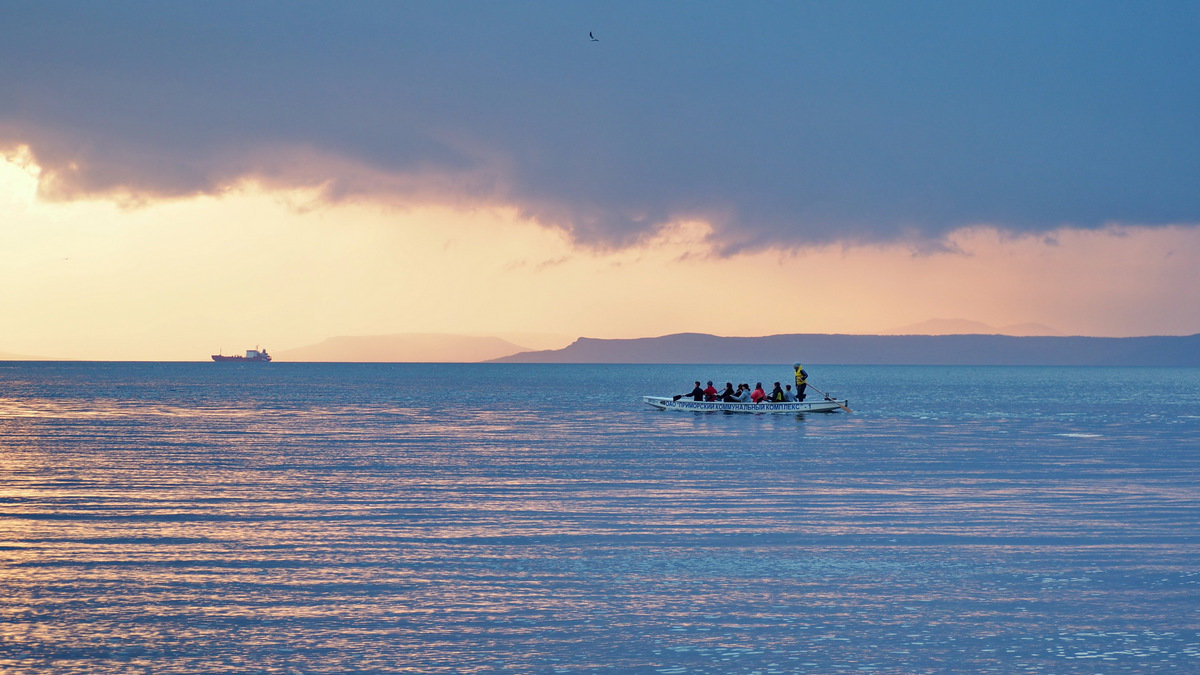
left=0, top=363, right=1198, bottom=673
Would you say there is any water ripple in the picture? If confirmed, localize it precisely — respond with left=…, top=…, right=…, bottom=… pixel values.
left=1, top=363, right=1198, bottom=673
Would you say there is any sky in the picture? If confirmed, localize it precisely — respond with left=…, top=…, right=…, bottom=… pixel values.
left=1, top=1, right=1198, bottom=360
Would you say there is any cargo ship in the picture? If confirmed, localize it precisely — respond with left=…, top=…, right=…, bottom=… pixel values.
left=211, top=348, right=272, bottom=362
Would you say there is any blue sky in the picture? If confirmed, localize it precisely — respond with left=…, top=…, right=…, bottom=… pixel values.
left=2, top=2, right=1199, bottom=358
left=4, top=1, right=1197, bottom=249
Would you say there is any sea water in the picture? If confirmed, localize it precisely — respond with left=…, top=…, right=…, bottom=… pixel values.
left=1, top=362, right=1198, bottom=674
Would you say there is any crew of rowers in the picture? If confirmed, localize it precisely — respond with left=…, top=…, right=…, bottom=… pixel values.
left=680, top=380, right=803, bottom=403
left=678, top=364, right=809, bottom=403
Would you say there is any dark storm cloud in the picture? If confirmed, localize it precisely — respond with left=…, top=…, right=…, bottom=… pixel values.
left=2, top=1, right=1197, bottom=248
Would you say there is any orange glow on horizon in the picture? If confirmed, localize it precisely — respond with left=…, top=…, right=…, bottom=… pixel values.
left=1, top=154, right=1198, bottom=361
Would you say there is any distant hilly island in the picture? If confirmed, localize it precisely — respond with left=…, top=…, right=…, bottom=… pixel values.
left=493, top=332, right=1200, bottom=366
left=270, top=321, right=1200, bottom=365
left=3, top=329, right=1197, bottom=365
left=260, top=330, right=1200, bottom=365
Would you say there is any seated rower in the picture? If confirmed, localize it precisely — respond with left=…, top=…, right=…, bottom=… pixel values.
left=676, top=381, right=704, bottom=401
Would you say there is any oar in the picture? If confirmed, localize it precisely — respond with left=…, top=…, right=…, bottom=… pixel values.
left=803, top=383, right=852, bottom=412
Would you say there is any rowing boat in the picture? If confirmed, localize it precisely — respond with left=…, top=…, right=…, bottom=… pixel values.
left=642, top=396, right=849, bottom=413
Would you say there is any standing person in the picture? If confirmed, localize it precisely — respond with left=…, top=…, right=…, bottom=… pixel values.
left=793, top=363, right=808, bottom=401
left=751, top=382, right=767, bottom=403
left=703, top=381, right=718, bottom=402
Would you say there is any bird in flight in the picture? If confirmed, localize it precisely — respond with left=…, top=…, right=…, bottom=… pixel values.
left=589, top=31, right=599, bottom=41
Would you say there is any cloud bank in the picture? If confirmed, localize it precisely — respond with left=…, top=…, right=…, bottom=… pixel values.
left=2, top=1, right=1197, bottom=249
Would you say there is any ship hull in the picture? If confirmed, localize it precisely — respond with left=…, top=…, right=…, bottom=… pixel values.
left=211, top=348, right=271, bottom=362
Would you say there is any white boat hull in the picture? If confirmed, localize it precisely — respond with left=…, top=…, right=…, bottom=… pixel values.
left=643, top=396, right=848, bottom=414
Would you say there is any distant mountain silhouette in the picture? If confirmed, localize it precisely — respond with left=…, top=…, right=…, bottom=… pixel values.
left=886, top=318, right=1063, bottom=336
left=494, top=332, right=1200, bottom=366
left=0, top=349, right=49, bottom=360
left=279, top=334, right=529, bottom=362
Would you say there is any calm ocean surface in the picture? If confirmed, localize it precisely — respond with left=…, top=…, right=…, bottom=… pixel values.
left=1, top=362, right=1198, bottom=674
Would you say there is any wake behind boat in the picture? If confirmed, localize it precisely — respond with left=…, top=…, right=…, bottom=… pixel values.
left=643, top=396, right=848, bottom=413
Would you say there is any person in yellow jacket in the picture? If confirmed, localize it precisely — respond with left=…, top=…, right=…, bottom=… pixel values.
left=793, top=363, right=808, bottom=401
